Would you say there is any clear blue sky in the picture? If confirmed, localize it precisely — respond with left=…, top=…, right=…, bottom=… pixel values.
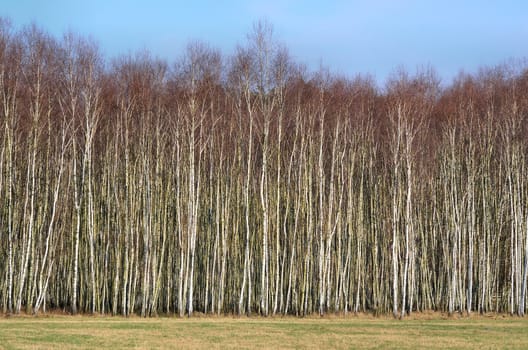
left=2, top=0, right=527, bottom=84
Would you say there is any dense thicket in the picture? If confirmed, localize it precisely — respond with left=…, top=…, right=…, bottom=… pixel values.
left=1, top=19, right=528, bottom=317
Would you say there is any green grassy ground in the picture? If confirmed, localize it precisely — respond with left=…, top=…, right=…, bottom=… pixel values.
left=0, top=313, right=527, bottom=349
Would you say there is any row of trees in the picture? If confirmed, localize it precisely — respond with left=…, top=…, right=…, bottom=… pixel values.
left=1, top=18, right=528, bottom=317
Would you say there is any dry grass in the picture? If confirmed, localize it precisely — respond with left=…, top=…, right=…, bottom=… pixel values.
left=1, top=313, right=527, bottom=349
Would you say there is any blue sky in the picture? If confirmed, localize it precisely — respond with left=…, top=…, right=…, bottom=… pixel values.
left=2, top=0, right=527, bottom=84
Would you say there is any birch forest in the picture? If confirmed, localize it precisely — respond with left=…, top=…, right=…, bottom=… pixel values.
left=1, top=19, right=528, bottom=318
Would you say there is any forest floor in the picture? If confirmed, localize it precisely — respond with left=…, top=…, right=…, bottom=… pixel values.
left=1, top=312, right=527, bottom=349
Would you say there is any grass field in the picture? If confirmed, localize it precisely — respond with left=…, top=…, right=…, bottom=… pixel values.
left=1, top=313, right=527, bottom=349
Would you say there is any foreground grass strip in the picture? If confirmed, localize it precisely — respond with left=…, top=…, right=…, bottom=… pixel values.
left=1, top=314, right=527, bottom=349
